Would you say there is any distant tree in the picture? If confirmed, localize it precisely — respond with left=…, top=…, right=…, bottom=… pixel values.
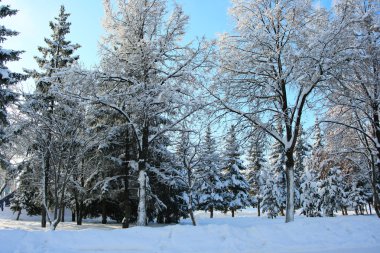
left=222, top=126, right=250, bottom=217
left=294, top=126, right=310, bottom=208
left=300, top=169, right=321, bottom=217
left=197, top=126, right=226, bottom=218
left=268, top=124, right=286, bottom=216
left=260, top=168, right=280, bottom=219
left=246, top=133, right=267, bottom=216
left=318, top=167, right=346, bottom=217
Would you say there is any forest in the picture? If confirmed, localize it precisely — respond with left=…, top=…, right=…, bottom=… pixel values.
left=0, top=0, right=379, bottom=232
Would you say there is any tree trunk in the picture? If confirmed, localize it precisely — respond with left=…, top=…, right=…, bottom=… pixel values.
left=210, top=206, right=214, bottom=218
left=371, top=164, right=380, bottom=217
left=101, top=200, right=107, bottom=224
left=61, top=205, right=65, bottom=222
left=188, top=193, right=196, bottom=226
left=369, top=202, right=372, bottom=215
left=72, top=210, right=75, bottom=222
left=231, top=209, right=235, bottom=217
left=76, top=201, right=83, bottom=225
left=136, top=169, right=147, bottom=226
left=16, top=210, right=21, bottom=220
left=137, top=124, right=149, bottom=227
left=285, top=151, right=295, bottom=223
left=258, top=199, right=261, bottom=217
left=41, top=208, right=47, bottom=228
left=189, top=209, right=196, bottom=226
left=122, top=130, right=132, bottom=229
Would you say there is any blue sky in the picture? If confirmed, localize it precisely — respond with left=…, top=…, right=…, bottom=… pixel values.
left=2, top=0, right=331, bottom=91
left=2, top=0, right=232, bottom=74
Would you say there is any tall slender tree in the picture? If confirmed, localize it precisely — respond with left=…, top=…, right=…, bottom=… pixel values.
left=247, top=134, right=266, bottom=216
left=25, top=5, right=80, bottom=228
left=222, top=126, right=250, bottom=217
left=197, top=126, right=226, bottom=218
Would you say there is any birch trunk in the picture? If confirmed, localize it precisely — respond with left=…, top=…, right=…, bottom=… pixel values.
left=137, top=169, right=147, bottom=226
left=285, top=151, right=295, bottom=223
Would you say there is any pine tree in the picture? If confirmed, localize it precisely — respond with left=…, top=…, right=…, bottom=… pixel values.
left=260, top=168, right=280, bottom=219
left=197, top=126, right=226, bottom=218
left=31, top=5, right=80, bottom=92
left=268, top=124, right=286, bottom=216
left=247, top=135, right=266, bottom=216
left=294, top=126, right=310, bottom=208
left=317, top=167, right=346, bottom=217
left=309, top=118, right=324, bottom=174
left=0, top=2, right=26, bottom=171
left=23, top=5, right=80, bottom=229
left=300, top=169, right=321, bottom=217
left=222, top=126, right=250, bottom=217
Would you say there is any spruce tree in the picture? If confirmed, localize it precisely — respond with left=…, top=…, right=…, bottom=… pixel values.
left=197, top=126, right=226, bottom=218
left=25, top=5, right=80, bottom=228
left=268, top=123, right=286, bottom=216
left=317, top=167, right=346, bottom=217
left=222, top=126, right=250, bottom=217
left=309, top=118, right=324, bottom=174
left=294, top=126, right=310, bottom=208
left=260, top=168, right=280, bottom=218
left=300, top=169, right=321, bottom=217
left=247, top=135, right=266, bottom=216
left=0, top=2, right=26, bottom=171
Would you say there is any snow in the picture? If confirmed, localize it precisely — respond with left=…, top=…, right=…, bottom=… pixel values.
left=0, top=207, right=379, bottom=253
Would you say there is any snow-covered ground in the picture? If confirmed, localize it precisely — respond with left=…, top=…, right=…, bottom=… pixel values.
left=0, top=207, right=379, bottom=253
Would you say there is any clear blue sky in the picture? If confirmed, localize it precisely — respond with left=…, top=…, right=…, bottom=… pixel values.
left=2, top=0, right=331, bottom=87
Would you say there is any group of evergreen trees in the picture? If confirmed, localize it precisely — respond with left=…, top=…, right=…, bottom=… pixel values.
left=0, top=0, right=379, bottom=231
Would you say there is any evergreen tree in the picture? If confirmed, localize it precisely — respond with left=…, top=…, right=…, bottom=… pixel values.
left=300, top=169, right=321, bottom=217
left=0, top=2, right=26, bottom=172
left=268, top=124, right=286, bottom=215
left=260, top=168, right=280, bottom=218
left=222, top=126, right=250, bottom=217
left=99, top=0, right=210, bottom=226
left=10, top=162, right=42, bottom=219
left=309, top=118, right=324, bottom=174
left=294, top=126, right=310, bottom=208
left=317, top=167, right=346, bottom=217
left=197, top=126, right=226, bottom=218
left=247, top=135, right=266, bottom=216
left=23, top=5, right=80, bottom=228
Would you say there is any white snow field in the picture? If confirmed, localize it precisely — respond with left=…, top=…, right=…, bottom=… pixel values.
left=0, top=208, right=379, bottom=253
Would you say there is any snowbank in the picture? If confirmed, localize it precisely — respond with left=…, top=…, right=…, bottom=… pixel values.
left=0, top=209, right=379, bottom=253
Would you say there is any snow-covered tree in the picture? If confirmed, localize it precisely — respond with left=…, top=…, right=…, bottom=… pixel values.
left=268, top=124, right=286, bottom=215
left=324, top=0, right=380, bottom=217
left=260, top=168, right=280, bottom=219
left=89, top=0, right=210, bottom=226
left=300, top=170, right=321, bottom=217
left=211, top=0, right=348, bottom=223
left=294, top=126, right=310, bottom=208
left=0, top=1, right=26, bottom=188
left=197, top=126, right=226, bottom=218
left=222, top=126, right=250, bottom=217
left=22, top=5, right=81, bottom=229
left=317, top=167, right=346, bottom=217
left=171, top=124, right=203, bottom=226
left=246, top=133, right=267, bottom=216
